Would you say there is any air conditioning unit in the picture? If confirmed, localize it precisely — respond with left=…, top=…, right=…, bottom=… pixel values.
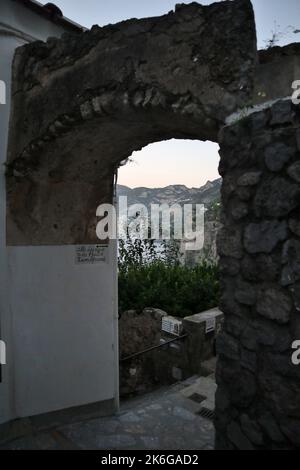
left=162, top=316, right=183, bottom=336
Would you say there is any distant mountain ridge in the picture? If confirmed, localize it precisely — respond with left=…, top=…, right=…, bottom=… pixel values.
left=117, top=178, right=222, bottom=208
left=117, top=178, right=222, bottom=264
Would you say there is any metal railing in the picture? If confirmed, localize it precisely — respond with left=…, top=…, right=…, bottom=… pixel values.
left=120, top=333, right=188, bottom=363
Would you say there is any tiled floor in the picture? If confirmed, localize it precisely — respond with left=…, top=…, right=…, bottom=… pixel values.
left=1, top=376, right=216, bottom=450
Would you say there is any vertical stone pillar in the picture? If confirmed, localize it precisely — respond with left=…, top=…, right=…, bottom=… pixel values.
left=216, top=100, right=300, bottom=449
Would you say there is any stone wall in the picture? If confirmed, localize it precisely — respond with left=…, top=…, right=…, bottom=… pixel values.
left=184, top=308, right=223, bottom=373
left=119, top=308, right=223, bottom=397
left=216, top=99, right=300, bottom=450
left=119, top=308, right=167, bottom=396
left=254, top=44, right=300, bottom=104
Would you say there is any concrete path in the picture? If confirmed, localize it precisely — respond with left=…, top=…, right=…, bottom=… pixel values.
left=1, top=376, right=215, bottom=450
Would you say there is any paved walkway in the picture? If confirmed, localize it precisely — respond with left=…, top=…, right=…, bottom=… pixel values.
left=1, top=376, right=216, bottom=450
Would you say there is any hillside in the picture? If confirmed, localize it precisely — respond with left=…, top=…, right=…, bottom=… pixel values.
left=117, top=178, right=222, bottom=264
left=117, top=178, right=222, bottom=208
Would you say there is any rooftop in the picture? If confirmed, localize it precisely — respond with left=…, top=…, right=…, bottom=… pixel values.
left=14, top=0, right=85, bottom=33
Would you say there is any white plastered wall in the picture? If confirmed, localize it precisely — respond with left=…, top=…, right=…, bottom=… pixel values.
left=0, top=0, right=118, bottom=423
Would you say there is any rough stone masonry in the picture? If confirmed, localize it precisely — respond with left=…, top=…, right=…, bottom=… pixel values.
left=216, top=100, right=300, bottom=450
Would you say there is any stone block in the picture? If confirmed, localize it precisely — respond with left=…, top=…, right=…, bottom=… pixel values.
left=254, top=177, right=300, bottom=218
left=265, top=143, right=294, bottom=172
left=237, top=171, right=262, bottom=187
left=227, top=421, right=254, bottom=450
left=240, top=414, right=264, bottom=446
left=256, top=288, right=292, bottom=324
left=216, top=331, right=240, bottom=362
left=287, top=161, right=300, bottom=183
left=217, top=227, right=243, bottom=259
left=281, top=239, right=300, bottom=287
left=244, top=220, right=287, bottom=254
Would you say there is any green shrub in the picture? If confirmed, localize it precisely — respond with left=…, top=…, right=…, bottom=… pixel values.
left=118, top=261, right=220, bottom=318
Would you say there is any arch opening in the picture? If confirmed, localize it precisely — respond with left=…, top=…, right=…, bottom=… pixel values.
left=117, top=138, right=222, bottom=398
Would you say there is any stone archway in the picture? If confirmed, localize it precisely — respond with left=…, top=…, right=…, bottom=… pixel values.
left=6, top=0, right=256, bottom=245
left=5, top=0, right=300, bottom=450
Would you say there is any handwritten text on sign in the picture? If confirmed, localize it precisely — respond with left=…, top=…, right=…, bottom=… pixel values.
left=206, top=317, right=216, bottom=334
left=75, top=245, right=108, bottom=265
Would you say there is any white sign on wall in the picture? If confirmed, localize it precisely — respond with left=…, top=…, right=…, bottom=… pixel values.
left=205, top=317, right=216, bottom=334
left=75, top=245, right=108, bottom=265
left=0, top=340, right=6, bottom=365
left=0, top=80, right=6, bottom=105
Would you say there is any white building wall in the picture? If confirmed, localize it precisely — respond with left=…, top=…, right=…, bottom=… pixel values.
left=0, top=0, right=118, bottom=423
left=8, top=245, right=117, bottom=418
left=0, top=33, right=22, bottom=425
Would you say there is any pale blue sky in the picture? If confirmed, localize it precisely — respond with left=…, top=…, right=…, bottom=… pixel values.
left=40, top=0, right=300, bottom=188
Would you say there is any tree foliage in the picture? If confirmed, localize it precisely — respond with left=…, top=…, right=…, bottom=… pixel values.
left=118, top=238, right=219, bottom=317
